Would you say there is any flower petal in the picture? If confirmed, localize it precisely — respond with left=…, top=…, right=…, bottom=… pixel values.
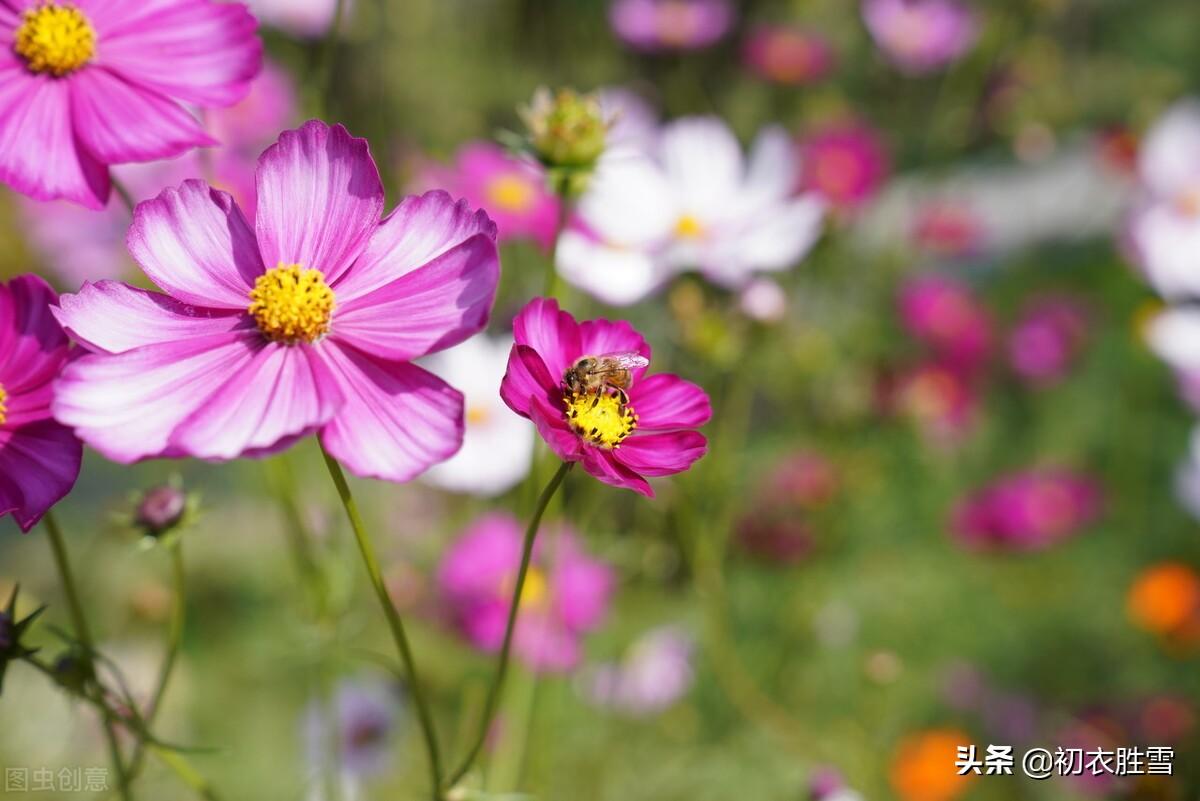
left=318, top=342, right=464, bottom=483
left=556, top=230, right=668, bottom=307
left=85, top=0, right=262, bottom=107
left=69, top=68, right=214, bottom=163
left=511, top=298, right=581, bottom=380
left=53, top=332, right=260, bottom=463
left=527, top=393, right=585, bottom=463
left=499, top=344, right=558, bottom=419
left=580, top=447, right=653, bottom=497
left=0, top=274, right=68, bottom=395
left=255, top=121, right=384, bottom=283
left=332, top=233, right=498, bottom=360
left=53, top=280, right=246, bottom=354
left=629, top=374, right=712, bottom=430
left=613, top=431, right=708, bottom=477
left=0, top=72, right=109, bottom=209
left=128, top=180, right=263, bottom=308
left=332, top=190, right=497, bottom=302
left=657, top=117, right=744, bottom=221
left=0, top=420, right=81, bottom=533
left=169, top=342, right=343, bottom=460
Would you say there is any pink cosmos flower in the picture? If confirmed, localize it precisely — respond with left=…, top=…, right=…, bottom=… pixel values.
left=19, top=59, right=298, bottom=285
left=1006, top=295, right=1090, bottom=385
left=742, top=25, right=836, bottom=86
left=583, top=625, right=695, bottom=715
left=862, top=0, right=978, bottom=75
left=911, top=201, right=985, bottom=259
left=0, top=275, right=82, bottom=532
left=898, top=274, right=992, bottom=373
left=415, top=142, right=560, bottom=250
left=799, top=122, right=891, bottom=211
left=438, top=513, right=614, bottom=673
left=608, top=0, right=733, bottom=52
left=500, top=298, right=710, bottom=497
left=951, top=469, right=1102, bottom=552
left=884, top=361, right=978, bottom=442
left=0, top=0, right=262, bottom=210
left=51, top=120, right=500, bottom=483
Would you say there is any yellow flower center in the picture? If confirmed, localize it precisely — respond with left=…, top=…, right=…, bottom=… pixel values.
left=0, top=384, right=7, bottom=426
left=674, top=214, right=705, bottom=239
left=14, top=2, right=95, bottom=77
left=466, top=404, right=491, bottom=426
left=486, top=174, right=535, bottom=213
left=563, top=389, right=638, bottom=449
left=248, top=264, right=335, bottom=344
left=501, top=566, right=549, bottom=611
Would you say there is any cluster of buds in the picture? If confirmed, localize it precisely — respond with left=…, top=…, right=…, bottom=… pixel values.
left=517, top=87, right=610, bottom=198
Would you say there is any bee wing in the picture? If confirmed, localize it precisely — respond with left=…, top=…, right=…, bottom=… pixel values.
left=597, top=352, right=650, bottom=370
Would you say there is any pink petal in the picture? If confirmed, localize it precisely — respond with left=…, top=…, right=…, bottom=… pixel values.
left=581, top=447, right=653, bottom=496
left=317, top=342, right=464, bottom=483
left=552, top=553, right=615, bottom=632
left=578, top=318, right=652, bottom=372
left=332, top=233, right=498, bottom=360
left=255, top=121, right=383, bottom=283
left=527, top=393, right=585, bottom=463
left=127, top=180, right=263, bottom=308
left=0, top=275, right=69, bottom=395
left=170, top=342, right=343, bottom=460
left=0, top=420, right=82, bottom=533
left=499, top=344, right=558, bottom=419
left=85, top=0, right=262, bottom=107
left=629, top=374, right=712, bottom=430
left=514, top=615, right=582, bottom=673
left=333, top=190, right=497, bottom=302
left=53, top=280, right=245, bottom=354
left=53, top=332, right=260, bottom=463
left=512, top=298, right=582, bottom=380
left=69, top=68, right=214, bottom=163
left=0, top=72, right=109, bottom=209
left=613, top=431, right=708, bottom=477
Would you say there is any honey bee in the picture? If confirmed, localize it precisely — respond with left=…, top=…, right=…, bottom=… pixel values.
left=563, top=352, right=650, bottom=403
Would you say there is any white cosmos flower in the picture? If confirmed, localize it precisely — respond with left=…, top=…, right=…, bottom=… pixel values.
left=557, top=117, right=825, bottom=305
left=1127, top=100, right=1200, bottom=300
left=421, top=335, right=534, bottom=497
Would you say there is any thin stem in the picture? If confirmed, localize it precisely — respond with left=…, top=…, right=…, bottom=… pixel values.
left=43, top=510, right=133, bottom=801
left=318, top=0, right=347, bottom=115
left=543, top=176, right=571, bottom=299
left=319, top=444, right=444, bottom=799
left=447, top=460, right=572, bottom=788
left=127, top=541, right=187, bottom=780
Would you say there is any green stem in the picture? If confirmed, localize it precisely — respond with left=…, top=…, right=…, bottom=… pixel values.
left=543, top=177, right=571, bottom=299
left=319, top=444, right=444, bottom=799
left=127, top=541, right=186, bottom=780
left=318, top=0, right=347, bottom=115
left=43, top=510, right=133, bottom=801
left=447, top=461, right=572, bottom=788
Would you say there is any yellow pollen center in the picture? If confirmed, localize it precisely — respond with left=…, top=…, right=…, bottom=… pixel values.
left=674, top=214, right=705, bottom=239
left=466, top=404, right=491, bottom=426
left=486, top=175, right=535, bottom=213
left=14, top=2, right=95, bottom=77
left=0, top=384, right=7, bottom=426
left=563, top=389, right=638, bottom=449
left=248, top=264, right=335, bottom=344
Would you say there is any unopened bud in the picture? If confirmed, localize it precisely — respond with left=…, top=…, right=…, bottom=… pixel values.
left=53, top=650, right=91, bottom=694
left=135, top=484, right=187, bottom=537
left=521, top=87, right=607, bottom=169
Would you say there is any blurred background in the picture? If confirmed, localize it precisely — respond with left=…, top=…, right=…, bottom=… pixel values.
left=2, top=0, right=1200, bottom=799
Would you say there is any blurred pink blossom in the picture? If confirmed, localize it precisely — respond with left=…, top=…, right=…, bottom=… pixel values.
left=952, top=469, right=1102, bottom=552
left=247, top=0, right=352, bottom=38
left=439, top=514, right=615, bottom=673
left=862, top=0, right=978, bottom=75
left=911, top=201, right=985, bottom=259
left=609, top=0, right=734, bottom=52
left=742, top=25, right=836, bottom=86
left=887, top=361, right=978, bottom=441
left=582, top=625, right=694, bottom=715
left=799, top=122, right=890, bottom=211
left=898, top=275, right=993, bottom=372
left=1007, top=295, right=1090, bottom=385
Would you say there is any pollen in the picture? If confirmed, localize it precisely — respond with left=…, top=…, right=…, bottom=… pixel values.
left=15, top=2, right=95, bottom=77
left=248, top=264, right=335, bottom=344
left=486, top=174, right=535, bottom=213
left=674, top=214, right=705, bottom=239
left=0, top=384, right=7, bottom=426
left=563, top=389, right=638, bottom=449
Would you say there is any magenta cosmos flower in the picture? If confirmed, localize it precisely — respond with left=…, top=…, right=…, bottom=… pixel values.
left=51, top=120, right=500, bottom=482
left=0, top=0, right=261, bottom=210
left=0, top=275, right=82, bottom=532
left=898, top=274, right=992, bottom=373
left=500, top=299, right=710, bottom=497
left=951, top=469, right=1102, bottom=552
left=799, top=122, right=891, bottom=212
left=439, top=513, right=614, bottom=673
left=742, top=25, right=836, bottom=86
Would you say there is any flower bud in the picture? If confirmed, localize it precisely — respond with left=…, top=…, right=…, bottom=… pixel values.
left=134, top=484, right=188, bottom=537
left=53, top=650, right=91, bottom=694
left=521, top=88, right=607, bottom=170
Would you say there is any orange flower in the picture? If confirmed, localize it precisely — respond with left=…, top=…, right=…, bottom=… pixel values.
left=890, top=728, right=975, bottom=801
left=1127, top=562, right=1200, bottom=636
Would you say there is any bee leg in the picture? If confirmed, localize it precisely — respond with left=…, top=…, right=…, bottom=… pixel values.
left=615, top=387, right=629, bottom=406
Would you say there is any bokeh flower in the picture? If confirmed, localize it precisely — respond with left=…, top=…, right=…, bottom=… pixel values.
left=52, top=121, right=500, bottom=483
left=415, top=142, right=560, bottom=250
left=799, top=122, right=890, bottom=212
left=438, top=513, right=614, bottom=673
left=500, top=298, right=710, bottom=496
left=421, top=335, right=535, bottom=497
left=1127, top=562, right=1200, bottom=643
left=951, top=469, right=1102, bottom=552
left=862, top=0, right=978, bottom=75
left=582, top=625, right=694, bottom=715
left=742, top=25, right=836, bottom=86
left=1006, top=295, right=1090, bottom=385
left=886, top=361, right=978, bottom=442
left=248, top=0, right=350, bottom=38
left=889, top=728, right=975, bottom=801
left=608, top=0, right=733, bottom=52
left=0, top=0, right=261, bottom=209
left=911, top=201, right=985, bottom=259
left=0, top=275, right=82, bottom=532
left=304, top=677, right=402, bottom=780
left=559, top=117, right=824, bottom=303
left=898, top=275, right=992, bottom=373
